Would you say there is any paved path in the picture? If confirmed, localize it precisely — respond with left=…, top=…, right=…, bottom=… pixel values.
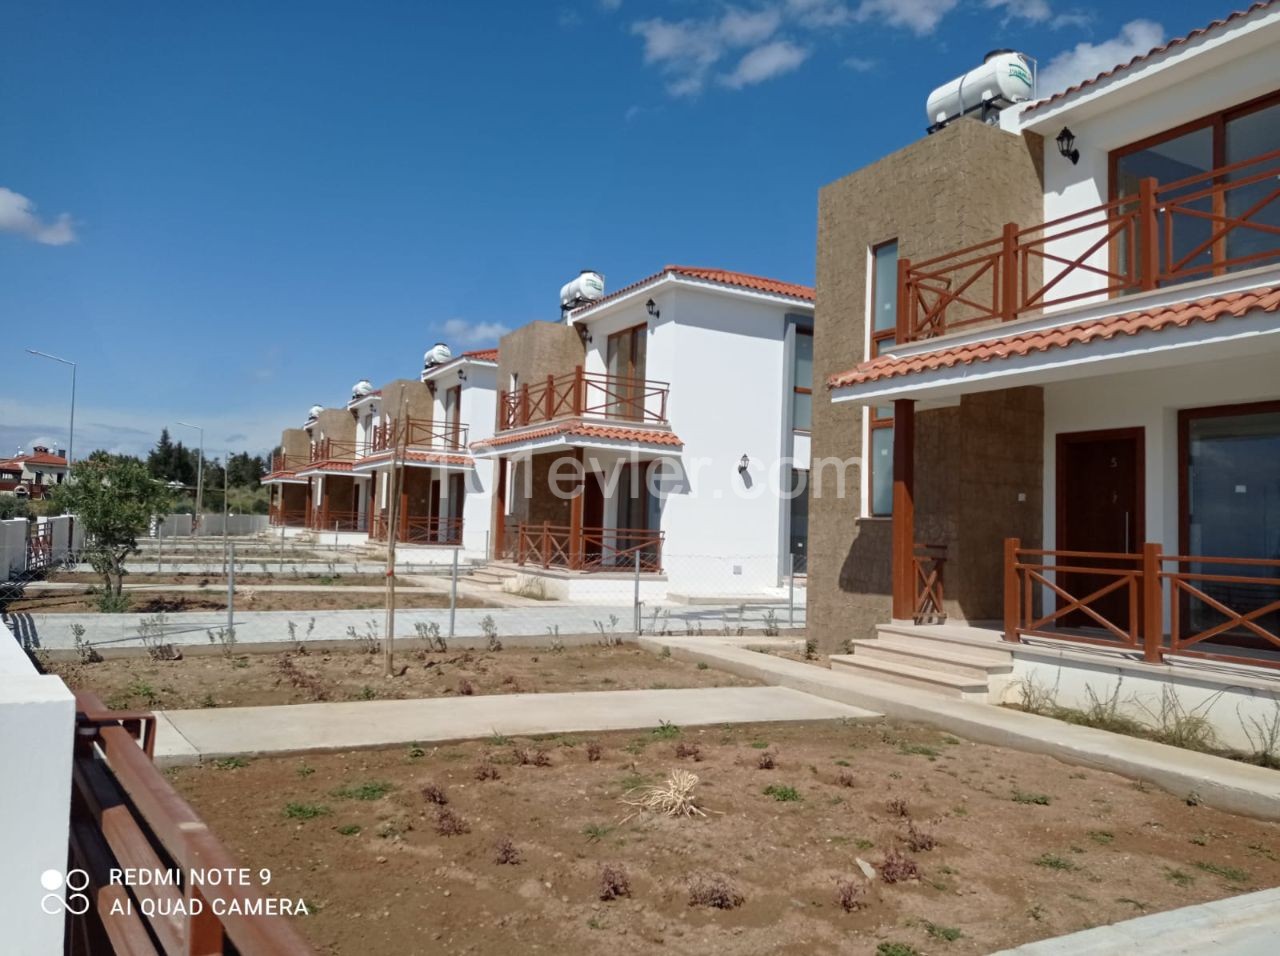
left=9, top=600, right=804, bottom=651
left=991, top=886, right=1280, bottom=955
left=153, top=685, right=878, bottom=765
left=638, top=636, right=1280, bottom=821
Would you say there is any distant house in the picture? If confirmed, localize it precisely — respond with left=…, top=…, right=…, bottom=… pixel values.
left=0, top=446, right=69, bottom=499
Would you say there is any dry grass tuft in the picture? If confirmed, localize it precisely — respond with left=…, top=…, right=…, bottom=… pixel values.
left=621, top=769, right=708, bottom=821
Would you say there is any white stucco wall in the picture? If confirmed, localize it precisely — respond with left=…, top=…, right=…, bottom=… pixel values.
left=0, top=620, right=74, bottom=953
left=576, top=283, right=812, bottom=593
left=1042, top=350, right=1280, bottom=553
left=1028, top=23, right=1280, bottom=311
left=1, top=518, right=27, bottom=579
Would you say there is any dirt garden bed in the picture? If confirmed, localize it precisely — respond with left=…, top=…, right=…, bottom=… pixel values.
left=168, top=719, right=1280, bottom=955
left=8, top=589, right=482, bottom=615
left=41, top=572, right=402, bottom=587
left=50, top=645, right=757, bottom=710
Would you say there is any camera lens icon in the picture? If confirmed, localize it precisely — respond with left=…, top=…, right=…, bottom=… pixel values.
left=41, top=869, right=91, bottom=916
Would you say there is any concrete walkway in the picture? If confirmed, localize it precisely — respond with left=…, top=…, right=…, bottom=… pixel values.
left=991, top=887, right=1280, bottom=955
left=152, top=685, right=879, bottom=765
left=638, top=636, right=1280, bottom=820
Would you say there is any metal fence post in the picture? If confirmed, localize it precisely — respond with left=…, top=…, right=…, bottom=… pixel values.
left=634, top=550, right=641, bottom=635
left=449, top=547, right=459, bottom=641
left=227, top=541, right=235, bottom=639
left=788, top=552, right=795, bottom=627
left=158, top=524, right=164, bottom=575
left=279, top=523, right=285, bottom=572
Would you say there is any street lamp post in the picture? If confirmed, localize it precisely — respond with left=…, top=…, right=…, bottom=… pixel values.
left=25, top=349, right=76, bottom=469
left=176, top=421, right=204, bottom=533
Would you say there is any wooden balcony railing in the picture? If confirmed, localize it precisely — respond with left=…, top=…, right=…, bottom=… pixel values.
left=370, top=514, right=463, bottom=546
left=369, top=417, right=469, bottom=454
left=498, top=366, right=670, bottom=431
left=307, top=438, right=361, bottom=464
left=1004, top=539, right=1280, bottom=670
left=900, top=146, right=1280, bottom=341
left=499, top=521, right=663, bottom=572
left=309, top=508, right=366, bottom=533
left=268, top=452, right=310, bottom=474
left=67, top=691, right=314, bottom=954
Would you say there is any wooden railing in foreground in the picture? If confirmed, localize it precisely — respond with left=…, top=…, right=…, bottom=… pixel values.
left=498, top=366, right=670, bottom=430
left=308, top=508, right=365, bottom=533
left=900, top=146, right=1280, bottom=341
left=268, top=507, right=308, bottom=528
left=913, top=543, right=947, bottom=624
left=500, top=522, right=664, bottom=572
left=68, top=690, right=314, bottom=955
left=1004, top=538, right=1280, bottom=669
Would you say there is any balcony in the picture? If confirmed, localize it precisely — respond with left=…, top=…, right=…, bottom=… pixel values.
left=368, top=417, right=469, bottom=455
left=267, top=452, right=310, bottom=475
left=499, top=522, right=664, bottom=573
left=898, top=147, right=1280, bottom=343
left=498, top=366, right=670, bottom=431
left=369, top=514, right=463, bottom=546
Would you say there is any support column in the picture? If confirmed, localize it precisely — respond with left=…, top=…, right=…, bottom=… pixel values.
left=891, top=398, right=916, bottom=621
left=569, top=448, right=585, bottom=570
left=493, top=456, right=507, bottom=561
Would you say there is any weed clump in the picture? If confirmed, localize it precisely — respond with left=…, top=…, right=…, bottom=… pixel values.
left=836, top=770, right=856, bottom=788
left=457, top=679, right=476, bottom=696
left=675, top=742, right=702, bottom=761
left=493, top=838, right=522, bottom=865
left=886, top=797, right=909, bottom=818
left=585, top=741, right=603, bottom=762
left=904, top=821, right=936, bottom=852
left=421, top=783, right=449, bottom=806
left=598, top=864, right=632, bottom=901
left=756, top=750, right=777, bottom=770
left=835, top=878, right=866, bottom=912
left=688, top=874, right=743, bottom=909
left=878, top=849, right=921, bottom=884
left=512, top=747, right=552, bottom=767
left=474, top=763, right=501, bottom=782
left=434, top=809, right=470, bottom=836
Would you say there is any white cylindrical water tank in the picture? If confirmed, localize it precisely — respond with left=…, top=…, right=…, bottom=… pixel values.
left=307, top=404, right=324, bottom=420
left=560, top=270, right=605, bottom=310
left=926, top=50, right=1034, bottom=130
left=424, top=343, right=453, bottom=368
left=351, top=379, right=374, bottom=399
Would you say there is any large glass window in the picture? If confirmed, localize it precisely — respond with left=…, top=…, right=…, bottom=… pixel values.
left=1183, top=404, right=1280, bottom=638
left=792, top=327, right=813, bottom=431
left=1112, top=90, right=1280, bottom=284
left=607, top=324, right=648, bottom=421
left=867, top=240, right=898, bottom=515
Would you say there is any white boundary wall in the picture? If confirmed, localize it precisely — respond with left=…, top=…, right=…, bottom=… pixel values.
left=0, top=620, right=74, bottom=952
left=1, top=518, right=26, bottom=579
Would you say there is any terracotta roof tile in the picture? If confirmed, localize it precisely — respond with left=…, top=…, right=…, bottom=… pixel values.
left=356, top=450, right=473, bottom=467
left=1024, top=2, right=1276, bottom=114
left=570, top=265, right=813, bottom=318
left=461, top=348, right=498, bottom=362
left=471, top=419, right=684, bottom=450
left=827, top=285, right=1280, bottom=389
left=3, top=451, right=68, bottom=467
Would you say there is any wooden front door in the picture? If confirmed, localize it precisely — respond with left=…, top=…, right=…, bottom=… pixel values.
left=582, top=472, right=605, bottom=564
left=1056, top=428, right=1145, bottom=630
left=606, top=324, right=647, bottom=421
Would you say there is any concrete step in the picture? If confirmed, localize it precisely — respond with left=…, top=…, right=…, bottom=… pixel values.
left=873, top=622, right=1013, bottom=665
left=468, top=567, right=519, bottom=587
left=855, top=637, right=1012, bottom=681
left=829, top=654, right=991, bottom=701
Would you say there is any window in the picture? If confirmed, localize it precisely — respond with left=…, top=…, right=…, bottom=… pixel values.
left=606, top=324, right=648, bottom=420
left=868, top=240, right=898, bottom=516
left=1112, top=89, right=1280, bottom=283
left=792, top=326, right=813, bottom=431
left=788, top=468, right=809, bottom=567
left=446, top=385, right=462, bottom=444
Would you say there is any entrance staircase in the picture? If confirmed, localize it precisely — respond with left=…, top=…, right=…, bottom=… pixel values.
left=830, top=623, right=1013, bottom=702
left=466, top=564, right=520, bottom=592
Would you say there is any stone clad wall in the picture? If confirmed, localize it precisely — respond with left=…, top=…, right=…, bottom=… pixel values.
left=811, top=119, right=1045, bottom=651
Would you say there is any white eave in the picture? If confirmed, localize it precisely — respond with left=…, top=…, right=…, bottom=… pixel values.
left=567, top=273, right=813, bottom=326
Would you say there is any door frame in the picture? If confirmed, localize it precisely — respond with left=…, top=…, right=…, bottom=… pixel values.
left=1055, top=427, right=1146, bottom=555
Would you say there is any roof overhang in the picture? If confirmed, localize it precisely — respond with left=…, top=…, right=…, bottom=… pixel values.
left=567, top=272, right=813, bottom=326
left=261, top=473, right=309, bottom=486
left=830, top=279, right=1280, bottom=407
left=352, top=450, right=475, bottom=472
left=294, top=462, right=361, bottom=478
left=1018, top=3, right=1280, bottom=134
left=470, top=418, right=684, bottom=459
left=422, top=352, right=499, bottom=384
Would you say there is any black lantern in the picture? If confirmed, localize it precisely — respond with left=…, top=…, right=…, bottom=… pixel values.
left=1056, top=127, right=1080, bottom=165
left=646, top=298, right=660, bottom=319
left=738, top=454, right=750, bottom=474
left=458, top=368, right=468, bottom=383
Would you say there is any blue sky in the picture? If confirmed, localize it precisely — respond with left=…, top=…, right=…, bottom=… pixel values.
left=1, top=0, right=1205, bottom=457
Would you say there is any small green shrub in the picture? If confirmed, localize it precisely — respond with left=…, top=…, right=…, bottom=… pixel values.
left=763, top=784, right=801, bottom=802
left=284, top=802, right=330, bottom=820
left=331, top=781, right=393, bottom=801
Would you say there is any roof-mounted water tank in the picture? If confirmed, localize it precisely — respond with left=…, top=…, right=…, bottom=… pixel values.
left=351, top=379, right=374, bottom=401
left=307, top=404, right=324, bottom=421
left=560, top=270, right=605, bottom=314
left=423, top=343, right=453, bottom=370
left=926, top=50, right=1035, bottom=133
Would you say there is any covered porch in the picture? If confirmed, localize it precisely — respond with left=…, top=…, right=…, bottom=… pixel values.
left=263, top=453, right=310, bottom=528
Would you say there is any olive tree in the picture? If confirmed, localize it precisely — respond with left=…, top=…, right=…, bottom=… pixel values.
left=52, top=454, right=173, bottom=610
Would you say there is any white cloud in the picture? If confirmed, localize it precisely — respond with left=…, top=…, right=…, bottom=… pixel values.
left=441, top=318, right=510, bottom=348
left=0, top=187, right=77, bottom=245
left=631, top=5, right=788, bottom=96
left=842, top=55, right=876, bottom=71
left=1037, top=19, right=1163, bottom=98
left=853, top=0, right=959, bottom=35
left=599, top=0, right=623, bottom=10
left=785, top=0, right=854, bottom=27
left=720, top=40, right=809, bottom=88
left=985, top=0, right=1051, bottom=23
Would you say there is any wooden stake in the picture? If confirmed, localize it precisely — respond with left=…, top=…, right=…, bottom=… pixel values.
left=383, top=396, right=408, bottom=678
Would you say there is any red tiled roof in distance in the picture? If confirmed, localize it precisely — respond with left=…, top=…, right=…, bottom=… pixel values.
left=1024, top=2, right=1276, bottom=114
left=570, top=265, right=814, bottom=318
left=827, top=286, right=1280, bottom=389
left=1, top=451, right=68, bottom=468
left=461, top=348, right=498, bottom=362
